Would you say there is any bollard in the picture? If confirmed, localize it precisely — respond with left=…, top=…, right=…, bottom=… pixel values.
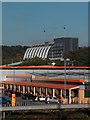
left=2, top=112, right=5, bottom=120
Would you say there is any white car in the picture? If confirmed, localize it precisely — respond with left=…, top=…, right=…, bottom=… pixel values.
left=38, top=95, right=46, bottom=102
left=45, top=96, right=60, bottom=104
left=34, top=96, right=39, bottom=102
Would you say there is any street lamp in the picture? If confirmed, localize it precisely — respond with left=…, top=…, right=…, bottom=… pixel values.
left=12, top=66, right=17, bottom=82
left=60, top=58, right=70, bottom=99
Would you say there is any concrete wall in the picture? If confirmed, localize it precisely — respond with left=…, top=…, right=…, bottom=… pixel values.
left=73, top=97, right=90, bottom=104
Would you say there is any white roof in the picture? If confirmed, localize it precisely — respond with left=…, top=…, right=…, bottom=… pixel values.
left=23, top=46, right=51, bottom=60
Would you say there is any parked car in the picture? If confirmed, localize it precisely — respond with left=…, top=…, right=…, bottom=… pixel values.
left=15, top=92, right=22, bottom=97
left=45, top=96, right=60, bottom=104
left=9, top=91, right=21, bottom=97
left=34, top=96, right=39, bottom=102
left=38, top=95, right=46, bottom=102
left=0, top=97, right=11, bottom=105
left=8, top=90, right=13, bottom=97
left=21, top=93, right=36, bottom=101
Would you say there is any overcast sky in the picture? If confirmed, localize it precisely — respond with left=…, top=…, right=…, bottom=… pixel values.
left=2, top=2, right=88, bottom=47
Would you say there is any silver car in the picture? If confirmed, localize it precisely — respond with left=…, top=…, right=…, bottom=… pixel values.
left=45, top=96, right=60, bottom=104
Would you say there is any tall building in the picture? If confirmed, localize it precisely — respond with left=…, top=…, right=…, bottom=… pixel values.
left=23, top=37, right=78, bottom=60
left=54, top=37, right=78, bottom=52
left=48, top=37, right=78, bottom=60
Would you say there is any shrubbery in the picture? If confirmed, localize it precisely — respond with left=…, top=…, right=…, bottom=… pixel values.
left=2, top=46, right=89, bottom=66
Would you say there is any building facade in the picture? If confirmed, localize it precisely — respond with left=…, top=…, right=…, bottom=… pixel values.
left=23, top=37, right=78, bottom=60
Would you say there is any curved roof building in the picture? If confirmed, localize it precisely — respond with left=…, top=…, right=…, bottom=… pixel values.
left=23, top=46, right=51, bottom=60
left=23, top=37, right=78, bottom=60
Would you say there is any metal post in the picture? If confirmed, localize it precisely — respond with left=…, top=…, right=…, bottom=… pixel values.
left=10, top=85, right=12, bottom=90
left=13, top=67, right=15, bottom=81
left=53, top=88, right=55, bottom=97
left=14, top=85, right=16, bottom=91
left=60, top=57, right=70, bottom=99
left=2, top=112, right=5, bottom=120
left=6, top=84, right=9, bottom=90
left=34, top=87, right=36, bottom=95
left=27, top=86, right=30, bottom=93
left=39, top=88, right=41, bottom=95
left=60, top=89, right=62, bottom=97
left=64, top=59, right=66, bottom=99
left=23, top=86, right=25, bottom=94
left=69, top=89, right=71, bottom=104
left=43, top=29, right=46, bottom=42
left=52, top=47, right=53, bottom=60
left=18, top=85, right=21, bottom=92
left=46, top=88, right=48, bottom=95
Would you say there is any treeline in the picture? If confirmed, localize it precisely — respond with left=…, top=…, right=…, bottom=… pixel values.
left=21, top=57, right=52, bottom=66
left=2, top=45, right=28, bottom=65
left=65, top=47, right=90, bottom=66
left=2, top=45, right=90, bottom=66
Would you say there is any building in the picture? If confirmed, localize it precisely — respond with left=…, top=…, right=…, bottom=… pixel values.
left=23, top=44, right=52, bottom=60
left=0, top=65, right=90, bottom=104
left=23, top=37, right=78, bottom=60
left=54, top=37, right=78, bottom=51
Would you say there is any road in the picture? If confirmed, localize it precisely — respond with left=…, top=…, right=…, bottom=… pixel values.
left=1, top=94, right=90, bottom=110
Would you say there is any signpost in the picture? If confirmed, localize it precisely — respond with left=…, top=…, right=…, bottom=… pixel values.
left=12, top=94, right=16, bottom=106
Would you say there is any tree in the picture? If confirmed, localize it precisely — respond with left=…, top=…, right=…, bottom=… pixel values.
left=21, top=57, right=52, bottom=66
left=65, top=47, right=89, bottom=66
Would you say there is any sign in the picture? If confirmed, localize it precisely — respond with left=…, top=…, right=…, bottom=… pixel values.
left=12, top=94, right=16, bottom=106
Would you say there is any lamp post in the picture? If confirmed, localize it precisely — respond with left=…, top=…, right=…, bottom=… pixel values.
left=64, top=59, right=66, bottom=99
left=12, top=66, right=17, bottom=82
left=13, top=67, right=15, bottom=82
left=60, top=58, right=70, bottom=99
left=43, top=29, right=46, bottom=42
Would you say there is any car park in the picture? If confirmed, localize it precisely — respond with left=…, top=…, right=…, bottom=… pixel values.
left=15, top=92, right=22, bottom=97
left=9, top=91, right=22, bottom=97
left=4, top=89, right=12, bottom=96
left=45, top=96, right=60, bottom=104
left=21, top=93, right=36, bottom=101
left=7, top=90, right=13, bottom=97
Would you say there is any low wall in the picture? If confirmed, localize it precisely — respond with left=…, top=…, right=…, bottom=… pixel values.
left=74, top=97, right=90, bottom=104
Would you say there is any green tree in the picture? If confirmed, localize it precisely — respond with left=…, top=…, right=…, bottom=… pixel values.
left=21, top=57, right=52, bottom=66
left=65, top=47, right=89, bottom=66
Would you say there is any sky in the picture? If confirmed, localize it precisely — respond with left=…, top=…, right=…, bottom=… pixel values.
left=2, top=2, right=88, bottom=47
